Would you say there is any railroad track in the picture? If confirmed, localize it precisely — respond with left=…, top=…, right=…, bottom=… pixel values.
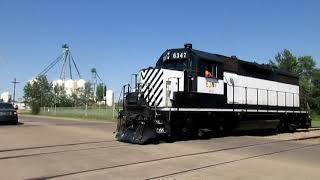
left=26, top=135, right=320, bottom=180
left=0, top=140, right=116, bottom=153
left=0, top=140, right=133, bottom=160
left=147, top=140, right=320, bottom=179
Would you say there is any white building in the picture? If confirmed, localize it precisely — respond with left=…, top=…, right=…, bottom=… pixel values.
left=0, top=92, right=12, bottom=103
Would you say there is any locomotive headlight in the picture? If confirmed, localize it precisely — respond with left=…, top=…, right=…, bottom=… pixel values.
left=13, top=111, right=17, bottom=115
left=163, top=52, right=171, bottom=62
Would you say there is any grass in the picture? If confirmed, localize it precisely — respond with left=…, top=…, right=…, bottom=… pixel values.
left=19, top=109, right=32, bottom=115
left=20, top=107, right=118, bottom=121
left=311, top=113, right=320, bottom=128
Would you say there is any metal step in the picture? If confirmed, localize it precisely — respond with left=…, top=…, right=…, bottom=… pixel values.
left=155, top=120, right=164, bottom=125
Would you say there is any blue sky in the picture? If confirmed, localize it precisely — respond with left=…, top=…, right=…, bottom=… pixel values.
left=0, top=0, right=319, bottom=99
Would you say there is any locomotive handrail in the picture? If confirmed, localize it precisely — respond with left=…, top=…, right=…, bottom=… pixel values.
left=167, top=75, right=184, bottom=92
left=224, top=80, right=302, bottom=112
left=224, top=76, right=299, bottom=95
left=116, top=86, right=124, bottom=113
left=225, top=82, right=299, bottom=97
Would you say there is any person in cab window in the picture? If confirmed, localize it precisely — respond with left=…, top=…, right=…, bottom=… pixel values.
left=205, top=66, right=213, bottom=78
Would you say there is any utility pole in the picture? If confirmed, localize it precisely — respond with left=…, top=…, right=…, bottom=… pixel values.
left=11, top=78, right=20, bottom=104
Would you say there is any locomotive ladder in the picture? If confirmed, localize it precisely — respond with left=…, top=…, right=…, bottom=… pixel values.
left=145, top=82, right=166, bottom=134
left=153, top=101, right=166, bottom=134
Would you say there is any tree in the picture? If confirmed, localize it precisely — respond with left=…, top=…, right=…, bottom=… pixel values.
left=270, top=49, right=320, bottom=113
left=296, top=56, right=316, bottom=102
left=297, top=56, right=316, bottom=77
left=52, top=85, right=74, bottom=107
left=96, top=83, right=105, bottom=102
left=79, top=82, right=93, bottom=106
left=37, top=75, right=54, bottom=107
left=24, top=78, right=41, bottom=114
left=270, top=49, right=298, bottom=72
left=23, top=75, right=53, bottom=114
left=311, top=69, right=320, bottom=113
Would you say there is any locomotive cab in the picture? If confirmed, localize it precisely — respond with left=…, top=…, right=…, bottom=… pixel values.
left=154, top=44, right=226, bottom=108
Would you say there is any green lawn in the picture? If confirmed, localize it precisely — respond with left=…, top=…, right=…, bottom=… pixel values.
left=21, top=107, right=118, bottom=121
left=311, top=114, right=320, bottom=128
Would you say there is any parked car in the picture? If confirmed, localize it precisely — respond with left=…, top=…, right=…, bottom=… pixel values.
left=0, top=102, right=18, bottom=125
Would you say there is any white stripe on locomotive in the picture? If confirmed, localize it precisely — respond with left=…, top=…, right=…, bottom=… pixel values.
left=138, top=68, right=185, bottom=107
left=139, top=69, right=163, bottom=106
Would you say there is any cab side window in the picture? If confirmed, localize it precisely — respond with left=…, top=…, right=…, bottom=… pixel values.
left=203, top=61, right=218, bottom=79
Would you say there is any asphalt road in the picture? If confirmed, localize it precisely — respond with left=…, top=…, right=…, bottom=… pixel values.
left=0, top=116, right=319, bottom=180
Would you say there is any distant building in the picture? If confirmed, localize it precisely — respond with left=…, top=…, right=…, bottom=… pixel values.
left=15, top=102, right=28, bottom=110
left=0, top=92, right=12, bottom=103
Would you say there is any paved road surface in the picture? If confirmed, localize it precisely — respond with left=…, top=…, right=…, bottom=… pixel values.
left=0, top=116, right=319, bottom=180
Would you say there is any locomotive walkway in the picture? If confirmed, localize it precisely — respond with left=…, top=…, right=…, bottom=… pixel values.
left=0, top=116, right=319, bottom=180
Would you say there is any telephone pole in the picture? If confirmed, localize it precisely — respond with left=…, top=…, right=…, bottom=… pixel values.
left=11, top=78, right=20, bottom=104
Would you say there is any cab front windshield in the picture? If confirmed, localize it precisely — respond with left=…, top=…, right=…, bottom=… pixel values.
left=159, top=60, right=185, bottom=71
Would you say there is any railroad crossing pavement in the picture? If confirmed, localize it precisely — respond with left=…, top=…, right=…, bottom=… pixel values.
left=0, top=116, right=319, bottom=180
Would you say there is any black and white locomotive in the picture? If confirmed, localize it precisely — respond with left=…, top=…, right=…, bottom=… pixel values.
left=116, top=44, right=311, bottom=144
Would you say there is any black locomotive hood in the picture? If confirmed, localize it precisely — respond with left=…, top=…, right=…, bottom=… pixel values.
left=155, top=47, right=224, bottom=69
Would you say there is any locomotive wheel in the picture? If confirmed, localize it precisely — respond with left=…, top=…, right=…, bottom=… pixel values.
left=277, top=119, right=297, bottom=133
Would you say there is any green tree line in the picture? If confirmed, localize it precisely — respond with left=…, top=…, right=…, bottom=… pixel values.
left=23, top=75, right=102, bottom=114
left=269, top=49, right=320, bottom=113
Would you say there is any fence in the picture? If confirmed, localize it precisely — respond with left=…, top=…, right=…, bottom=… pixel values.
left=39, top=106, right=117, bottom=120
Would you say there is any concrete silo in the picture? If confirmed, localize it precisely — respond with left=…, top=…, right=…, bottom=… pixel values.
left=77, top=79, right=86, bottom=90
left=106, top=90, right=114, bottom=107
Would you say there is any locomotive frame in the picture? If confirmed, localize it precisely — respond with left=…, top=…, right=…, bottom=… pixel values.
left=116, top=44, right=311, bottom=144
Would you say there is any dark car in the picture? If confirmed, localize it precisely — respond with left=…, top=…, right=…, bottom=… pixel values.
left=0, top=102, right=18, bottom=125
